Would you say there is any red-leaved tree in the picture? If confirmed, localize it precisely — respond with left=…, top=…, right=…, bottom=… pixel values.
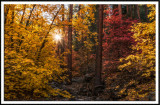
left=102, top=7, right=138, bottom=77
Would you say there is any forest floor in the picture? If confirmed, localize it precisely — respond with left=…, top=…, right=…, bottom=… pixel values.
left=48, top=71, right=114, bottom=101
left=52, top=75, right=107, bottom=101
left=6, top=70, right=155, bottom=101
left=5, top=71, right=116, bottom=101
left=48, top=70, right=156, bottom=101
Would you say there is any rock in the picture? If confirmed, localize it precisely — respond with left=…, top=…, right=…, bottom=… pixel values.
left=77, top=99, right=84, bottom=101
left=79, top=88, right=88, bottom=96
left=84, top=97, right=92, bottom=101
left=84, top=74, right=94, bottom=82
left=95, top=97, right=101, bottom=101
left=93, top=85, right=105, bottom=95
left=49, top=81, right=61, bottom=88
left=148, top=92, right=155, bottom=101
left=72, top=77, right=84, bottom=83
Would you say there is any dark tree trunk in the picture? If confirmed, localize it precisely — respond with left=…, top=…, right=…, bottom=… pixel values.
left=67, top=4, right=73, bottom=84
left=95, top=4, right=103, bottom=89
left=36, top=6, right=62, bottom=62
left=11, top=6, right=15, bottom=24
left=17, top=4, right=26, bottom=52
left=61, top=4, right=65, bottom=54
left=26, top=4, right=36, bottom=27
left=113, top=5, right=118, bottom=15
left=10, top=6, right=15, bottom=49
left=130, top=5, right=133, bottom=19
left=132, top=5, right=141, bottom=20
left=133, top=5, right=138, bottom=19
left=4, top=5, right=10, bottom=24
left=113, top=5, right=118, bottom=10
left=20, top=4, right=26, bottom=24
left=57, top=41, right=60, bottom=56
left=137, top=5, right=141, bottom=20
left=144, top=5, right=148, bottom=22
left=126, top=5, right=129, bottom=18
left=78, top=4, right=81, bottom=17
left=19, top=4, right=36, bottom=48
left=79, top=5, right=84, bottom=43
left=118, top=4, right=122, bottom=19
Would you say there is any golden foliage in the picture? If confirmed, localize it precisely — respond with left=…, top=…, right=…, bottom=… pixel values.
left=4, top=4, right=71, bottom=100
left=118, top=4, right=156, bottom=100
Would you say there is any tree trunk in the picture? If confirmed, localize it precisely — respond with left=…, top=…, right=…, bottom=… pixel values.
left=78, top=4, right=81, bottom=17
left=10, top=5, right=15, bottom=49
left=130, top=5, right=133, bottom=19
left=17, top=4, right=27, bottom=52
left=67, top=4, right=73, bottom=84
left=4, top=5, right=10, bottom=24
left=137, top=5, right=141, bottom=20
left=57, top=41, right=60, bottom=56
left=144, top=5, right=148, bottom=22
left=126, top=5, right=129, bottom=18
left=20, top=4, right=26, bottom=24
left=61, top=4, right=65, bottom=54
left=36, top=6, right=62, bottom=62
left=113, top=5, right=118, bottom=10
left=118, top=4, right=122, bottom=19
left=11, top=5, right=15, bottom=24
left=95, top=4, right=103, bottom=89
left=133, top=5, right=138, bottom=19
left=26, top=4, right=36, bottom=27
left=79, top=5, right=84, bottom=44
left=19, top=4, right=36, bottom=48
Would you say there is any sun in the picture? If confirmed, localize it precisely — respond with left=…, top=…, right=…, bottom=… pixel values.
left=55, top=34, right=61, bottom=41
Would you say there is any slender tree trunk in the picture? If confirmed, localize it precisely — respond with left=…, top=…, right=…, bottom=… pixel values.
left=20, top=4, right=26, bottom=24
left=79, top=5, right=84, bottom=44
left=10, top=5, right=15, bottom=49
left=113, top=5, right=118, bottom=10
left=126, top=5, right=129, bottom=18
left=130, top=5, right=133, bottom=19
left=19, top=4, right=36, bottom=48
left=57, top=41, right=60, bottom=56
left=36, top=6, right=62, bottom=62
left=78, top=4, right=81, bottom=17
left=4, top=5, right=10, bottom=24
left=133, top=5, right=138, bottom=19
left=67, top=4, right=73, bottom=84
left=118, top=4, right=123, bottom=25
left=132, top=5, right=140, bottom=20
left=137, top=5, right=141, bottom=20
left=87, top=48, right=89, bottom=72
left=61, top=4, right=65, bottom=54
left=16, top=4, right=27, bottom=52
left=144, top=5, right=148, bottom=22
left=118, top=4, right=122, bottom=19
left=26, top=4, right=36, bottom=27
left=11, top=5, right=15, bottom=24
left=95, top=4, right=103, bottom=89
left=77, top=4, right=81, bottom=44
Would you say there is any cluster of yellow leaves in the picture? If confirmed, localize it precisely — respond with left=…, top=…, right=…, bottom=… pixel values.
left=73, top=4, right=98, bottom=51
left=71, top=5, right=97, bottom=74
left=118, top=4, right=156, bottom=100
left=4, top=4, right=71, bottom=100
